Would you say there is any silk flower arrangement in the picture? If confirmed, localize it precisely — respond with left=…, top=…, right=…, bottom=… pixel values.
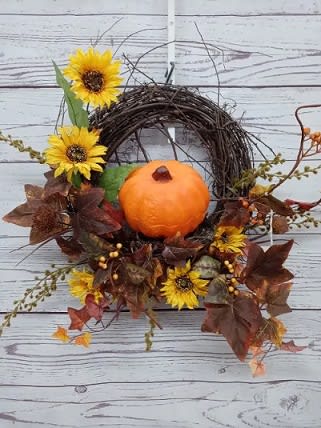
left=1, top=45, right=320, bottom=376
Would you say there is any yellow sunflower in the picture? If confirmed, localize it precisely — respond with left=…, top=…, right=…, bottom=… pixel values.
left=161, top=260, right=209, bottom=310
left=68, top=269, right=103, bottom=304
left=63, top=47, right=123, bottom=107
left=211, top=225, right=246, bottom=254
left=45, top=126, right=107, bottom=182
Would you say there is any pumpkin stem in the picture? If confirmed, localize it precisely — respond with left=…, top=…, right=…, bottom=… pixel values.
left=152, top=166, right=173, bottom=182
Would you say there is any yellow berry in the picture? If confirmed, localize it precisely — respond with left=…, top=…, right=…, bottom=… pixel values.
left=113, top=251, right=119, bottom=258
left=112, top=273, right=119, bottom=280
left=228, top=264, right=233, bottom=270
left=234, top=289, right=240, bottom=296
left=99, top=256, right=106, bottom=263
left=116, top=243, right=123, bottom=249
left=109, top=251, right=114, bottom=258
left=228, top=286, right=235, bottom=293
left=224, top=260, right=230, bottom=266
left=99, top=263, right=107, bottom=270
left=231, top=277, right=238, bottom=284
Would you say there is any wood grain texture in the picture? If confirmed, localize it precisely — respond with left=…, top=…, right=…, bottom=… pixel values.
left=1, top=14, right=321, bottom=86
left=1, top=379, right=321, bottom=428
left=1, top=0, right=320, bottom=15
left=0, top=311, right=317, bottom=384
left=2, top=87, right=321, bottom=162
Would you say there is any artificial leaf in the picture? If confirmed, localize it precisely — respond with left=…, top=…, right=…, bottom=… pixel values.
left=280, top=340, right=307, bottom=353
left=131, top=244, right=153, bottom=266
left=248, top=358, right=266, bottom=377
left=202, top=294, right=263, bottom=361
left=85, top=294, right=109, bottom=321
left=149, top=258, right=164, bottom=288
left=2, top=184, right=44, bottom=227
left=98, top=164, right=139, bottom=203
left=242, top=240, right=294, bottom=291
left=72, top=187, right=121, bottom=237
left=29, top=193, right=68, bottom=244
left=79, top=231, right=114, bottom=259
left=285, top=198, right=318, bottom=212
left=249, top=346, right=264, bottom=358
left=52, top=326, right=70, bottom=343
left=68, top=306, right=91, bottom=331
left=74, top=332, right=92, bottom=348
left=102, top=200, right=125, bottom=225
left=125, top=263, right=151, bottom=285
left=44, top=170, right=71, bottom=198
left=262, top=317, right=287, bottom=347
left=261, top=282, right=292, bottom=317
left=93, top=267, right=111, bottom=287
left=204, top=275, right=229, bottom=305
left=162, top=233, right=203, bottom=264
left=55, top=236, right=83, bottom=260
left=193, top=256, right=221, bottom=279
left=122, top=282, right=148, bottom=319
left=53, top=60, right=89, bottom=128
left=257, top=195, right=293, bottom=216
left=219, top=200, right=251, bottom=228
left=272, top=215, right=289, bottom=234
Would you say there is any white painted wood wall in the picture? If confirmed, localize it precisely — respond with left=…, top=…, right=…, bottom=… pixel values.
left=0, top=1, right=321, bottom=426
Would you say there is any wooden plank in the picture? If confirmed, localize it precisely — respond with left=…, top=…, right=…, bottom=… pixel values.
left=0, top=233, right=320, bottom=312
left=1, top=87, right=321, bottom=162
left=0, top=311, right=317, bottom=384
left=0, top=15, right=168, bottom=86
left=0, top=0, right=167, bottom=15
left=1, top=379, right=321, bottom=427
left=175, top=0, right=321, bottom=16
left=175, top=15, right=321, bottom=86
left=1, top=15, right=321, bottom=87
left=1, top=0, right=320, bottom=16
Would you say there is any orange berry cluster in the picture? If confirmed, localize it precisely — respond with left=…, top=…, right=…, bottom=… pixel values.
left=304, top=128, right=321, bottom=145
left=224, top=260, right=240, bottom=296
left=97, top=243, right=123, bottom=276
left=240, top=197, right=265, bottom=226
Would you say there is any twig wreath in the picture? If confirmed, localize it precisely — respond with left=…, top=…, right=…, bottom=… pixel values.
left=1, top=41, right=321, bottom=376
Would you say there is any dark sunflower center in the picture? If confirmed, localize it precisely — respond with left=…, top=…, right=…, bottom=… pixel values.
left=221, top=232, right=229, bottom=243
left=66, top=144, right=87, bottom=162
left=82, top=70, right=104, bottom=93
left=175, top=276, right=193, bottom=292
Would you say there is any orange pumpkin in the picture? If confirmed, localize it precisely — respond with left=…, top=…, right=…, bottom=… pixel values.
left=119, top=160, right=210, bottom=238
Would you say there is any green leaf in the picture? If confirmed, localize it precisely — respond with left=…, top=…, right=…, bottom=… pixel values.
left=98, top=164, right=139, bottom=203
left=193, top=256, right=221, bottom=279
left=52, top=61, right=89, bottom=128
left=71, top=172, right=82, bottom=188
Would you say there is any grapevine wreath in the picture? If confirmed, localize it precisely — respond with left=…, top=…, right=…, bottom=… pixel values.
left=1, top=46, right=321, bottom=376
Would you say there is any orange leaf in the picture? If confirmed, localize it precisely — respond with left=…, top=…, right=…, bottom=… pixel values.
left=248, top=358, right=266, bottom=377
left=52, top=326, right=70, bottom=343
left=74, top=332, right=92, bottom=348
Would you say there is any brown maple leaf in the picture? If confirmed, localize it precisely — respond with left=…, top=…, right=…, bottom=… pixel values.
left=85, top=294, right=109, bottom=321
left=241, top=240, right=294, bottom=291
left=55, top=236, right=83, bottom=260
left=162, top=233, right=203, bottom=265
left=219, top=200, right=251, bottom=228
left=280, top=340, right=307, bottom=353
left=3, top=184, right=69, bottom=244
left=68, top=306, right=91, bottom=331
left=43, top=170, right=72, bottom=198
left=202, top=294, right=263, bottom=361
left=71, top=187, right=121, bottom=238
